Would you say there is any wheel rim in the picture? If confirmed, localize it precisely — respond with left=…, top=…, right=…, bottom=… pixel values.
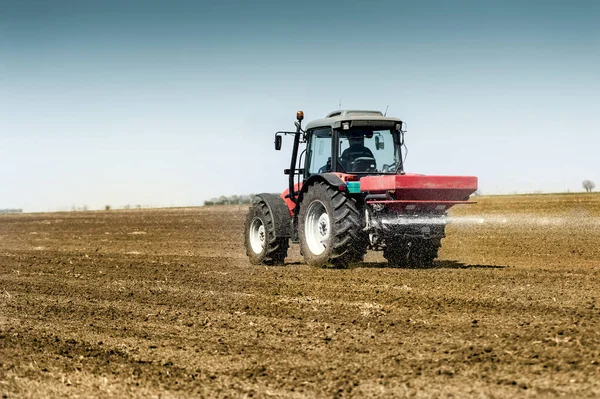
left=305, top=200, right=330, bottom=256
left=249, top=218, right=266, bottom=254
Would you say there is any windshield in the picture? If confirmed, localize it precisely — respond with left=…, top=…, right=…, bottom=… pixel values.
left=338, top=129, right=400, bottom=173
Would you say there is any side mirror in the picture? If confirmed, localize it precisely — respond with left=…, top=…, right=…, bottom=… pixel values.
left=375, top=135, right=384, bottom=150
left=275, top=135, right=282, bottom=151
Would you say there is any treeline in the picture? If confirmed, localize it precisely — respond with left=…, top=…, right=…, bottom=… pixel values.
left=0, top=209, right=23, bottom=214
left=204, top=194, right=256, bottom=206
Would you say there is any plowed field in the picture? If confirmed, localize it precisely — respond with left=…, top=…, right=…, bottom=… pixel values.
left=1, top=193, right=600, bottom=398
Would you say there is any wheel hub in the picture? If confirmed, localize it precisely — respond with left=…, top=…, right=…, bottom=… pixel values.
left=318, top=214, right=329, bottom=239
left=305, top=201, right=330, bottom=256
left=249, top=218, right=265, bottom=254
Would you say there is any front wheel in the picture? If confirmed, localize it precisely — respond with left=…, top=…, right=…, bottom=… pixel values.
left=244, top=202, right=289, bottom=265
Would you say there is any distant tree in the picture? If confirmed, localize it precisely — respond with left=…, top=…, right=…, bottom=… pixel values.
left=239, top=195, right=254, bottom=204
left=582, top=180, right=596, bottom=192
left=203, top=194, right=256, bottom=206
left=105, top=205, right=111, bottom=211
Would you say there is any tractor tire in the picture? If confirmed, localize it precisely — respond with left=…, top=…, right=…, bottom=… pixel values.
left=416, top=239, right=440, bottom=267
left=244, top=201, right=289, bottom=265
left=298, top=182, right=363, bottom=268
left=383, top=241, right=410, bottom=268
left=384, top=238, right=440, bottom=268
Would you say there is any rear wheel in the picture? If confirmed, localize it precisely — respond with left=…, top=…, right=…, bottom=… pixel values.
left=298, top=182, right=363, bottom=268
left=384, top=238, right=440, bottom=268
left=244, top=202, right=289, bottom=265
left=384, top=241, right=410, bottom=268
left=417, top=239, right=440, bottom=267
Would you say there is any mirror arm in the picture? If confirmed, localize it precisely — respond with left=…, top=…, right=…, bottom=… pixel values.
left=288, top=122, right=303, bottom=205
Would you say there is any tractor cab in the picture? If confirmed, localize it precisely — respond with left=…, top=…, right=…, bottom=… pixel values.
left=288, top=110, right=406, bottom=177
left=305, top=122, right=403, bottom=176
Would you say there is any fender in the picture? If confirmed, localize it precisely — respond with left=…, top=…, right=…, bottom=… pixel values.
left=254, top=193, right=292, bottom=238
left=297, top=173, right=346, bottom=205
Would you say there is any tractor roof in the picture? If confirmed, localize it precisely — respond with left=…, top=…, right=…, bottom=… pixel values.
left=305, top=110, right=403, bottom=131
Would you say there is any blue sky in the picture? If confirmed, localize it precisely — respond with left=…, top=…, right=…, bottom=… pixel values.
left=1, top=0, right=599, bottom=211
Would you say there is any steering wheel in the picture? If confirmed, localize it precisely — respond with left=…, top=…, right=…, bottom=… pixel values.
left=350, top=157, right=377, bottom=172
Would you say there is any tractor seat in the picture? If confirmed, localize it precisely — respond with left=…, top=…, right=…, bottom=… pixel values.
left=341, top=145, right=376, bottom=172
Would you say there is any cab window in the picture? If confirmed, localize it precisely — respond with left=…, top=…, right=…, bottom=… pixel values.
left=306, top=128, right=332, bottom=175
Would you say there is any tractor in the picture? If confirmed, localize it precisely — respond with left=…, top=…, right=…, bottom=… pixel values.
left=244, top=110, right=478, bottom=268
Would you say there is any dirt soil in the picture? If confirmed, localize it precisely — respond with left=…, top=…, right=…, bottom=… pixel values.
left=1, top=193, right=600, bottom=398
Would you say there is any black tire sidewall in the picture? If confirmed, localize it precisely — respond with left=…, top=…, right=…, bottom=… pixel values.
left=384, top=242, right=410, bottom=267
left=384, top=239, right=439, bottom=268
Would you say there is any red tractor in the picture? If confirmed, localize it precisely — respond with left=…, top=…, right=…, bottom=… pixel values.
left=244, top=110, right=477, bottom=268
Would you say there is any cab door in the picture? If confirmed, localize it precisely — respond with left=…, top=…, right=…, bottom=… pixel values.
left=304, top=127, right=333, bottom=177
